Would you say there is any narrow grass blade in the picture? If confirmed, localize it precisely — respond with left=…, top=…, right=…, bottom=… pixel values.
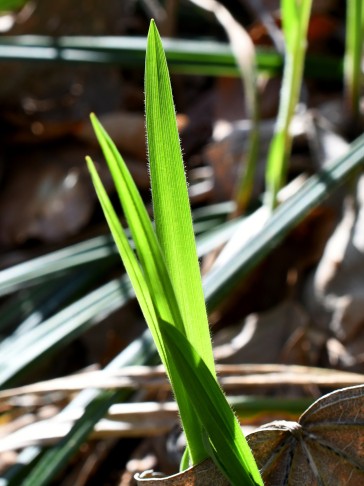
left=87, top=149, right=206, bottom=464
left=89, top=116, right=185, bottom=337
left=86, top=157, right=167, bottom=366
left=86, top=130, right=198, bottom=456
left=145, top=20, right=215, bottom=375
left=0, top=279, right=63, bottom=334
left=344, top=0, right=364, bottom=121
left=0, top=35, right=341, bottom=79
left=161, top=321, right=262, bottom=486
left=265, top=0, right=312, bottom=209
left=0, top=278, right=131, bottom=388
left=0, top=234, right=116, bottom=297
left=190, top=0, right=260, bottom=214
left=205, top=133, right=364, bottom=309
left=20, top=391, right=122, bottom=486
left=10, top=329, right=156, bottom=486
left=0, top=267, right=104, bottom=346
left=0, top=0, right=26, bottom=11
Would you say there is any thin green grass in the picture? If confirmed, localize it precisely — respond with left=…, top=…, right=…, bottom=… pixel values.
left=6, top=329, right=157, bottom=486
left=0, top=35, right=341, bottom=79
left=344, top=0, right=364, bottom=121
left=0, top=0, right=26, bottom=11
left=205, top=133, right=364, bottom=309
left=265, top=0, right=312, bottom=210
left=0, top=235, right=116, bottom=297
left=189, top=0, right=260, bottom=215
left=0, top=278, right=133, bottom=388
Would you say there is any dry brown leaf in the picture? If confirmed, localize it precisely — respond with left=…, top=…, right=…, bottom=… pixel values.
left=0, top=402, right=179, bottom=452
left=1, top=364, right=363, bottom=401
left=247, top=385, right=364, bottom=485
left=303, top=174, right=364, bottom=373
left=213, top=301, right=310, bottom=365
left=0, top=363, right=363, bottom=402
left=0, top=155, right=96, bottom=245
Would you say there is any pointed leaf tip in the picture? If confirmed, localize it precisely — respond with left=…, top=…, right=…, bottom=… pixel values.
left=148, top=18, right=159, bottom=41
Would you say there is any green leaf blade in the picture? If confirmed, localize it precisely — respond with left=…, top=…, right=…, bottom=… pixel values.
left=86, top=157, right=167, bottom=366
left=0, top=0, right=27, bottom=12
left=89, top=115, right=183, bottom=335
left=161, top=321, right=263, bottom=486
left=344, top=0, right=364, bottom=119
left=145, top=20, right=215, bottom=376
left=87, top=158, right=201, bottom=460
left=87, top=126, right=207, bottom=465
left=265, top=0, right=312, bottom=209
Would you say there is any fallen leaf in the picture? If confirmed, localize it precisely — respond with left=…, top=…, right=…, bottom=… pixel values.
left=247, top=385, right=364, bottom=485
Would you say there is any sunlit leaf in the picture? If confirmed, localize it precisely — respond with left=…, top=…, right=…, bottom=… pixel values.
left=87, top=121, right=203, bottom=464
left=145, top=20, right=215, bottom=376
left=86, top=156, right=167, bottom=369
left=87, top=19, right=262, bottom=478
left=161, top=321, right=263, bottom=486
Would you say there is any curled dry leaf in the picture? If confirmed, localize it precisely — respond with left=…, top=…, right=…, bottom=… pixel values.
left=0, top=166, right=92, bottom=245
left=303, top=174, right=364, bottom=371
left=0, top=150, right=98, bottom=245
left=213, top=301, right=312, bottom=366
left=247, top=385, right=364, bottom=486
left=0, top=143, right=151, bottom=246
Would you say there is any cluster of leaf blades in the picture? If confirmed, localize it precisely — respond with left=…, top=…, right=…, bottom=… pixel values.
left=3, top=123, right=364, bottom=484
left=86, top=20, right=262, bottom=486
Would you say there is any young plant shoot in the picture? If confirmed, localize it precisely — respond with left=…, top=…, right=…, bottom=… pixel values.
left=87, top=19, right=262, bottom=486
